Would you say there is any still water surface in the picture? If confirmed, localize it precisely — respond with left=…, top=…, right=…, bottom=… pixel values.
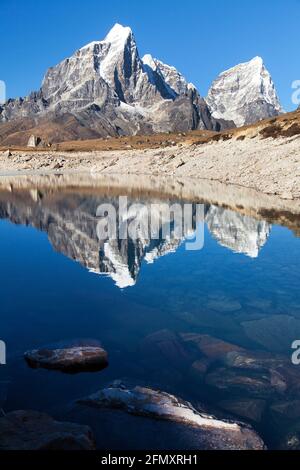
left=0, top=175, right=300, bottom=449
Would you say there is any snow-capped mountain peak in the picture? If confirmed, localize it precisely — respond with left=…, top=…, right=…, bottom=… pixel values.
left=0, top=24, right=284, bottom=137
left=79, top=23, right=132, bottom=51
left=206, top=56, right=282, bottom=127
left=249, top=55, right=263, bottom=65
left=104, top=23, right=133, bottom=43
left=98, top=23, right=139, bottom=92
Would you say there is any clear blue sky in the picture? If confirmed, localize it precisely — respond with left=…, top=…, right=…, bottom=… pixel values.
left=1, top=0, right=299, bottom=110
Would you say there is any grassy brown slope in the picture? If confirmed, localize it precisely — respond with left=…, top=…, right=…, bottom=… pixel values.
left=0, top=114, right=100, bottom=147
left=0, top=109, right=299, bottom=153
left=0, top=128, right=216, bottom=152
left=202, top=109, right=300, bottom=144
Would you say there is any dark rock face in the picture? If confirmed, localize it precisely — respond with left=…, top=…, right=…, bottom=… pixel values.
left=78, top=383, right=265, bottom=450
left=0, top=411, right=96, bottom=450
left=0, top=91, right=48, bottom=122
left=24, top=346, right=108, bottom=373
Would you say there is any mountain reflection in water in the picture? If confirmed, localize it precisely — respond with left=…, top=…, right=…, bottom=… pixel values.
left=0, top=185, right=272, bottom=288
left=0, top=174, right=300, bottom=450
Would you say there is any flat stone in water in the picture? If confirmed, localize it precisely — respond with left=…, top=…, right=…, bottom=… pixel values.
left=24, top=346, right=108, bottom=373
left=0, top=411, right=95, bottom=450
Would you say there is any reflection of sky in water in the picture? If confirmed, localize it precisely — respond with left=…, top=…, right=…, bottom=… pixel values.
left=0, top=186, right=299, bottom=449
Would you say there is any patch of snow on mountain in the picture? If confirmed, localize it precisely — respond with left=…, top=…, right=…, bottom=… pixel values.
left=142, top=54, right=189, bottom=96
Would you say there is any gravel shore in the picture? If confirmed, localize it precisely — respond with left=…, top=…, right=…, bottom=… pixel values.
left=1, top=134, right=299, bottom=200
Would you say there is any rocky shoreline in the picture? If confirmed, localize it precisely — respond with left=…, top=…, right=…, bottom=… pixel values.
left=0, top=134, right=299, bottom=200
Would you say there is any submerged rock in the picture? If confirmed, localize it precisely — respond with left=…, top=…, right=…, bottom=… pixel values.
left=189, top=358, right=212, bottom=381
left=222, top=350, right=289, bottom=371
left=242, top=315, right=300, bottom=353
left=206, top=367, right=287, bottom=398
left=218, top=399, right=266, bottom=423
left=24, top=345, right=108, bottom=373
left=141, top=329, right=191, bottom=367
left=270, top=400, right=300, bottom=423
left=78, top=383, right=265, bottom=450
left=0, top=410, right=95, bottom=450
left=180, top=333, right=243, bottom=360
